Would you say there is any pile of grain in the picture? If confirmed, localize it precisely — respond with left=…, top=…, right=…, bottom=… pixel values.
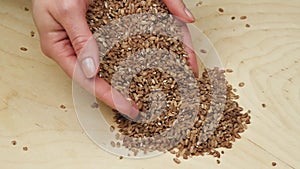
left=86, top=0, right=250, bottom=162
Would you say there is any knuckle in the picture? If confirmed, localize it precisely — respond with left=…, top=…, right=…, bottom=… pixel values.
left=58, top=0, right=86, bottom=16
left=71, top=34, right=89, bottom=55
left=58, top=0, right=78, bottom=16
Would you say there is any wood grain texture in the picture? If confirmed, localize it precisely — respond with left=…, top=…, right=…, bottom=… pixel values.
left=0, top=0, right=299, bottom=169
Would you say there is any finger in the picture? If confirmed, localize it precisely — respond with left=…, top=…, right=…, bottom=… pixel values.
left=53, top=45, right=139, bottom=119
left=38, top=30, right=138, bottom=118
left=162, top=0, right=195, bottom=23
left=77, top=36, right=100, bottom=79
left=181, top=23, right=199, bottom=77
left=59, top=10, right=99, bottom=79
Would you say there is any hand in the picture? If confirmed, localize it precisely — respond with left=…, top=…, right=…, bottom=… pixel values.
left=32, top=0, right=197, bottom=119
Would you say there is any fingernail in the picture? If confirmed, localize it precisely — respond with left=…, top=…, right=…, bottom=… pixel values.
left=185, top=8, right=195, bottom=21
left=119, top=107, right=139, bottom=121
left=81, top=57, right=96, bottom=78
left=130, top=107, right=139, bottom=119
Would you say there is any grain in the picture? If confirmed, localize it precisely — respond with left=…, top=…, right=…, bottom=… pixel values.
left=226, top=69, right=233, bottom=73
left=173, top=158, right=181, bottom=164
left=110, top=125, right=115, bottom=132
left=245, top=24, right=251, bottom=28
left=11, top=140, right=17, bottom=146
left=24, top=7, right=29, bottom=11
left=262, top=103, right=266, bottom=108
left=216, top=159, right=220, bottom=164
left=240, top=16, right=247, bottom=20
left=116, top=142, right=121, bottom=148
left=60, top=104, right=66, bottom=109
left=119, top=156, right=123, bottom=160
left=23, top=146, right=28, bottom=151
left=231, top=16, right=236, bottom=20
left=238, top=82, right=245, bottom=87
left=218, top=8, right=224, bottom=13
left=20, top=47, right=27, bottom=51
left=200, top=49, right=208, bottom=54
left=91, top=102, right=99, bottom=108
left=183, top=154, right=188, bottom=159
left=133, top=149, right=139, bottom=156
left=30, top=31, right=35, bottom=37
left=87, top=0, right=251, bottom=163
left=196, top=1, right=203, bottom=7
left=272, top=162, right=277, bottom=166
left=110, top=141, right=116, bottom=147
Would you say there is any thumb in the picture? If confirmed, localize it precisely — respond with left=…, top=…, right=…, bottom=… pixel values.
left=162, top=0, right=195, bottom=23
left=61, top=13, right=99, bottom=79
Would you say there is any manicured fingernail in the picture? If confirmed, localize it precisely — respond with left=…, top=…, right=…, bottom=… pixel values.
left=130, top=107, right=139, bottom=119
left=81, top=57, right=96, bottom=78
left=119, top=107, right=139, bottom=121
left=185, top=8, right=195, bottom=20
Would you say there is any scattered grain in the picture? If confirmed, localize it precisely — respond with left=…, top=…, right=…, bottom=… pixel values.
left=110, top=141, right=116, bottom=147
left=216, top=159, right=220, bottom=164
left=218, top=8, right=224, bottom=13
left=20, top=47, right=28, bottom=51
left=60, top=104, right=66, bottom=109
left=91, top=102, right=99, bottom=108
left=23, top=146, right=28, bottom=151
left=119, top=156, right=123, bottom=160
left=196, top=1, right=203, bottom=6
left=231, top=16, right=236, bottom=20
left=262, top=103, right=266, bottom=108
left=200, top=49, right=207, bottom=54
left=110, top=125, right=115, bottom=132
left=11, top=140, right=17, bottom=146
left=24, top=7, right=29, bottom=11
left=272, top=162, right=277, bottom=166
left=173, top=158, right=181, bottom=164
left=238, top=82, right=245, bottom=87
left=226, top=69, right=233, bottom=73
left=30, top=31, right=35, bottom=37
left=240, top=16, right=247, bottom=20
left=245, top=24, right=251, bottom=28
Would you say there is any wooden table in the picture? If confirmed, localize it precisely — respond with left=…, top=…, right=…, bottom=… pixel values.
left=1, top=0, right=299, bottom=168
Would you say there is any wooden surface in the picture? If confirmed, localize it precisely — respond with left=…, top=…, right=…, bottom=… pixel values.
left=1, top=0, right=300, bottom=168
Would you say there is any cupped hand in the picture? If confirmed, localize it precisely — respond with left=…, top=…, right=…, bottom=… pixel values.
left=32, top=0, right=197, bottom=119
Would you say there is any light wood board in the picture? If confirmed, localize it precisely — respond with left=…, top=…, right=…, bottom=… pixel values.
left=0, top=0, right=299, bottom=169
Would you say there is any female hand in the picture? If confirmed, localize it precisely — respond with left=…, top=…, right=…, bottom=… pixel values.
left=32, top=0, right=197, bottom=119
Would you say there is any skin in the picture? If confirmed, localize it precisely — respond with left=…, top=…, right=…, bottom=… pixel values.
left=32, top=0, right=197, bottom=119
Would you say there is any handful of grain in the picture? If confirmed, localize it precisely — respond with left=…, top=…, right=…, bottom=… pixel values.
left=86, top=0, right=250, bottom=163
